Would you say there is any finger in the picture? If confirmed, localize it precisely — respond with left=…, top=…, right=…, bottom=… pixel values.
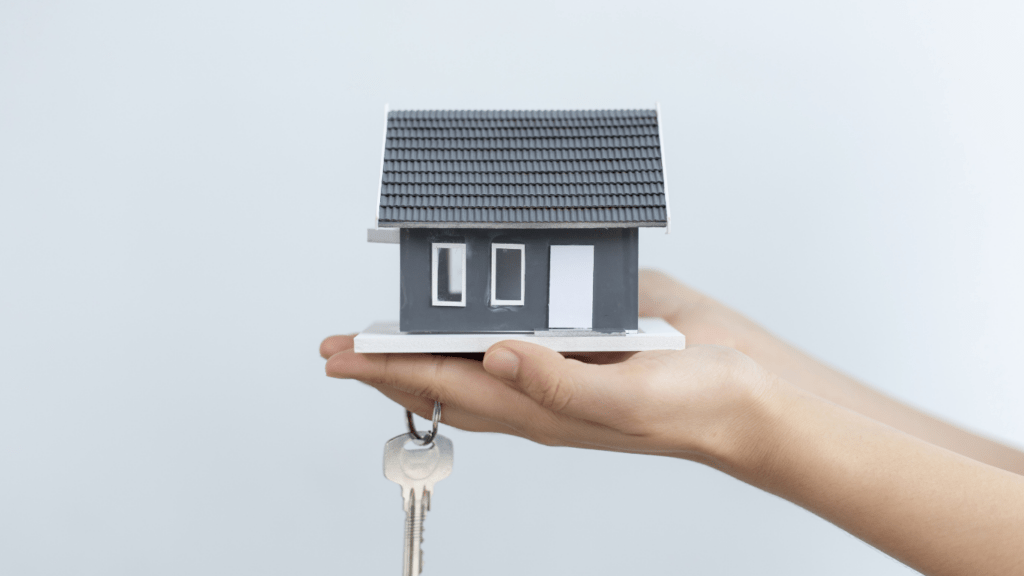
left=368, top=376, right=642, bottom=452
left=355, top=370, right=633, bottom=450
left=325, top=348, right=543, bottom=432
left=640, top=269, right=759, bottom=351
left=320, top=335, right=355, bottom=359
left=364, top=378, right=519, bottom=436
left=481, top=340, right=637, bottom=423
left=638, top=268, right=710, bottom=322
left=326, top=349, right=629, bottom=449
left=562, top=351, right=636, bottom=365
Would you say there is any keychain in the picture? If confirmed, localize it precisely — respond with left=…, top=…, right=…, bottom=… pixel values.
left=382, top=402, right=453, bottom=576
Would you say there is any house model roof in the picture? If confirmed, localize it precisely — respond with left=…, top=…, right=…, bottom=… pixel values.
left=375, top=109, right=669, bottom=228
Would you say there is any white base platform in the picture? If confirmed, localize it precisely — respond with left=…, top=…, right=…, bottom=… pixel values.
left=354, top=318, right=685, bottom=353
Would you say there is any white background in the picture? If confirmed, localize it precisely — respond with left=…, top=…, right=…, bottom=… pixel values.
left=1, top=1, right=1021, bottom=574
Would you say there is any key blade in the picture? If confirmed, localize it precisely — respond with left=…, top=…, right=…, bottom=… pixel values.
left=405, top=493, right=425, bottom=576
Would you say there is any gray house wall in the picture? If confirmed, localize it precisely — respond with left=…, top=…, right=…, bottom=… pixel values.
left=399, top=228, right=639, bottom=333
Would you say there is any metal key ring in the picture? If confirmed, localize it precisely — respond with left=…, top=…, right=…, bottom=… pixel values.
left=406, top=401, right=442, bottom=445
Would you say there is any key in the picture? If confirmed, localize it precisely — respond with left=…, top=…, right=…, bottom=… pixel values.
left=383, top=432, right=454, bottom=575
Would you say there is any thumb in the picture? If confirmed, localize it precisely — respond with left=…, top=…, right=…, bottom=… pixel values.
left=482, top=340, right=617, bottom=418
left=639, top=268, right=722, bottom=328
left=638, top=268, right=689, bottom=320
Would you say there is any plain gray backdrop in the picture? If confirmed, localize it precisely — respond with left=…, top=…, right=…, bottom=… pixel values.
left=2, top=1, right=1022, bottom=574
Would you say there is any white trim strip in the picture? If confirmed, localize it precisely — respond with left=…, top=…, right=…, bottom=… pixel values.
left=366, top=228, right=400, bottom=244
left=491, top=243, right=526, bottom=306
left=354, top=318, right=685, bottom=353
left=431, top=242, right=467, bottom=307
left=373, top=103, right=390, bottom=228
left=376, top=221, right=665, bottom=229
left=656, top=102, right=672, bottom=235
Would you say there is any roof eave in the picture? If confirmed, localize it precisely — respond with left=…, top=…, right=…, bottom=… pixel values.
left=376, top=221, right=667, bottom=229
left=656, top=102, right=672, bottom=235
left=372, top=103, right=389, bottom=228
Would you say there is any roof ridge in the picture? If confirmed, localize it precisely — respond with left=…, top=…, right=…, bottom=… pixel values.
left=388, top=109, right=657, bottom=119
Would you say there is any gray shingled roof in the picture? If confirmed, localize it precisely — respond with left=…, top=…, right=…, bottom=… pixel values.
left=376, top=109, right=668, bottom=228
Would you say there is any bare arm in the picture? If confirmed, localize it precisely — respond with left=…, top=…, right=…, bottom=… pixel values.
left=320, top=335, right=1024, bottom=575
left=638, top=269, right=1024, bottom=474
left=322, top=269, right=1024, bottom=574
left=737, top=383, right=1024, bottom=576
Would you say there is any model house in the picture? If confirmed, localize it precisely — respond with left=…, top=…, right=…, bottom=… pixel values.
left=366, top=108, right=670, bottom=335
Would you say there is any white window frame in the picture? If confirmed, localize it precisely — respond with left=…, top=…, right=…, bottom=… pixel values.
left=490, top=243, right=526, bottom=306
left=431, top=243, right=467, bottom=307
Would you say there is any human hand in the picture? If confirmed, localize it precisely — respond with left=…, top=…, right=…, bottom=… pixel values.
left=321, top=271, right=1024, bottom=576
left=320, top=332, right=776, bottom=467
left=638, top=269, right=767, bottom=353
left=640, top=269, right=857, bottom=399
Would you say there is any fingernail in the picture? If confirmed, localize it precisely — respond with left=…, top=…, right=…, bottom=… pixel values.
left=484, top=348, right=520, bottom=380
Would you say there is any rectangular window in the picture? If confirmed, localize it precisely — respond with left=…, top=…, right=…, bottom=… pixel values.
left=432, top=243, right=466, bottom=307
left=491, top=243, right=525, bottom=306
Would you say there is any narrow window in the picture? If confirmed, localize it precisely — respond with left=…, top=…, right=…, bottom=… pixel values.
left=491, top=243, right=525, bottom=306
left=432, top=243, right=466, bottom=307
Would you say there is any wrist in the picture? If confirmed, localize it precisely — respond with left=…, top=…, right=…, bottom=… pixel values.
left=697, top=365, right=798, bottom=480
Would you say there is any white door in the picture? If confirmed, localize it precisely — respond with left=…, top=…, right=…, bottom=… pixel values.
left=548, top=245, right=594, bottom=329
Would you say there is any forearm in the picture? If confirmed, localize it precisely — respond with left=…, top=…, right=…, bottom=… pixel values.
left=717, top=381, right=1024, bottom=576
left=641, top=270, right=1024, bottom=473
left=740, top=329, right=1024, bottom=474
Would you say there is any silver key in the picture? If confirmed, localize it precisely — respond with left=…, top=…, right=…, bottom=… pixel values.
left=383, top=432, right=453, bottom=576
